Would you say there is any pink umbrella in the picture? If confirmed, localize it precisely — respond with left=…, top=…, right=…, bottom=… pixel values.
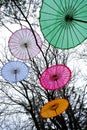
left=8, top=28, right=42, bottom=60
left=40, top=64, right=71, bottom=90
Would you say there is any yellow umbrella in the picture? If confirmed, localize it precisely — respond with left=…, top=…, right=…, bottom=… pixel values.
left=40, top=98, right=69, bottom=118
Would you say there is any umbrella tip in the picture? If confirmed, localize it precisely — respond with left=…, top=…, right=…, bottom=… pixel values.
left=51, top=104, right=59, bottom=110
left=65, top=15, right=73, bottom=22
left=24, top=43, right=28, bottom=48
left=13, top=69, right=19, bottom=74
left=51, top=74, right=58, bottom=81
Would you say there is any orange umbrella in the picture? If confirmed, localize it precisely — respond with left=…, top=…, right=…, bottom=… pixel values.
left=40, top=98, right=69, bottom=118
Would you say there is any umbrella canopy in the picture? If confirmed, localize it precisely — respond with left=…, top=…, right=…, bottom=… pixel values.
left=40, top=64, right=71, bottom=90
left=1, top=61, right=29, bottom=83
left=8, top=28, right=42, bottom=60
left=40, top=98, right=69, bottom=118
left=40, top=0, right=87, bottom=49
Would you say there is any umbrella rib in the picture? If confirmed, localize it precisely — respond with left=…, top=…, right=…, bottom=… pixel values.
left=41, top=21, right=58, bottom=30
left=75, top=15, right=87, bottom=19
left=75, top=4, right=87, bottom=15
left=13, top=31, right=22, bottom=39
left=45, top=23, right=61, bottom=39
left=53, top=0, right=64, bottom=14
left=43, top=1, right=60, bottom=13
left=67, top=1, right=77, bottom=15
left=51, top=25, right=64, bottom=47
left=60, top=27, right=66, bottom=49
left=40, top=11, right=58, bottom=16
left=16, top=30, right=23, bottom=40
left=71, top=23, right=85, bottom=39
left=69, top=0, right=83, bottom=17
left=75, top=9, right=87, bottom=16
left=75, top=4, right=87, bottom=18
left=53, top=26, right=63, bottom=48
left=11, top=48, right=20, bottom=57
left=71, top=23, right=80, bottom=44
left=72, top=0, right=83, bottom=13
left=40, top=18, right=59, bottom=22
left=74, top=21, right=87, bottom=30
left=42, top=22, right=62, bottom=39
left=64, top=0, right=67, bottom=11
left=71, top=0, right=79, bottom=10
left=9, top=35, right=20, bottom=42
left=21, top=29, right=25, bottom=40
left=68, top=26, right=74, bottom=49
left=59, top=0, right=65, bottom=12
left=66, top=27, right=69, bottom=49
left=50, top=28, right=62, bottom=42
left=67, top=0, right=73, bottom=10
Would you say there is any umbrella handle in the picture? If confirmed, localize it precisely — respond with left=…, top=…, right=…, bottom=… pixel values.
left=73, top=18, right=87, bottom=23
left=14, top=70, right=17, bottom=83
left=26, top=47, right=32, bottom=60
left=55, top=109, right=58, bottom=116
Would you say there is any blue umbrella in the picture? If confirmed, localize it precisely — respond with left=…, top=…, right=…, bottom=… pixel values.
left=1, top=61, right=29, bottom=83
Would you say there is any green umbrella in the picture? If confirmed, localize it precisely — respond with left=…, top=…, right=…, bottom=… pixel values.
left=40, top=0, right=87, bottom=49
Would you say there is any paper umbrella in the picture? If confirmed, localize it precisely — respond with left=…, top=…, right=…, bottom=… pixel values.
left=40, top=98, right=69, bottom=118
left=40, top=0, right=87, bottom=49
left=8, top=28, right=42, bottom=60
left=40, top=64, right=71, bottom=90
left=1, top=61, right=29, bottom=83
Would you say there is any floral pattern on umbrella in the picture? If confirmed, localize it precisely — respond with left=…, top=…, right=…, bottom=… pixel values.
left=40, top=98, right=69, bottom=118
left=8, top=28, right=42, bottom=60
left=40, top=64, right=71, bottom=90
left=1, top=61, right=29, bottom=83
